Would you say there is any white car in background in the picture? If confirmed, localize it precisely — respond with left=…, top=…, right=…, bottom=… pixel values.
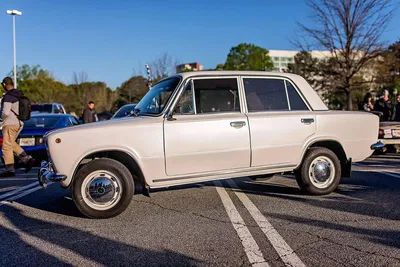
left=38, top=71, right=382, bottom=219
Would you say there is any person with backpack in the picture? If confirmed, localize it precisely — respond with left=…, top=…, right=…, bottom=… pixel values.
left=0, top=77, right=35, bottom=177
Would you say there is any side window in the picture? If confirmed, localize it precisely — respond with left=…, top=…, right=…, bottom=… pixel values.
left=243, top=78, right=288, bottom=112
left=193, top=78, right=240, bottom=113
left=174, top=82, right=195, bottom=115
left=285, top=81, right=309, bottom=111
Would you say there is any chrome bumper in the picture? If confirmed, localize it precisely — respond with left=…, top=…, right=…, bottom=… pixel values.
left=38, top=161, right=67, bottom=188
left=370, top=141, right=385, bottom=150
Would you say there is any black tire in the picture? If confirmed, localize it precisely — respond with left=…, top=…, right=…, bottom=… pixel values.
left=72, top=158, right=134, bottom=219
left=295, top=147, right=341, bottom=195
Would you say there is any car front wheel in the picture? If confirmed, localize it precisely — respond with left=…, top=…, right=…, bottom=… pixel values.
left=295, top=147, right=341, bottom=195
left=72, top=158, right=134, bottom=219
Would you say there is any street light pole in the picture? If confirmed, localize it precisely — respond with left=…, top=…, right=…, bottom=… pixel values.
left=6, top=9, right=22, bottom=88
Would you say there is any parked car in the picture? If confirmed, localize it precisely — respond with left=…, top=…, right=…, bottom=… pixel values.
left=0, top=113, right=79, bottom=162
left=378, top=121, right=400, bottom=153
left=111, top=104, right=137, bottom=119
left=38, top=71, right=382, bottom=219
left=31, top=103, right=66, bottom=114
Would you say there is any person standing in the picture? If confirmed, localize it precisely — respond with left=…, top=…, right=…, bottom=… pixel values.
left=394, top=94, right=400, bottom=121
left=83, top=101, right=97, bottom=124
left=0, top=77, right=35, bottom=177
left=374, top=89, right=396, bottom=121
left=359, top=92, right=374, bottom=112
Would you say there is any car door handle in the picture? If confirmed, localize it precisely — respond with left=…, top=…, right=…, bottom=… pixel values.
left=230, top=121, right=246, bottom=128
left=301, top=118, right=314, bottom=124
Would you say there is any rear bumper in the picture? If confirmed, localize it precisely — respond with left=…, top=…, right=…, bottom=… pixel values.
left=370, top=141, right=385, bottom=150
left=378, top=139, right=400, bottom=145
left=38, top=161, right=67, bottom=188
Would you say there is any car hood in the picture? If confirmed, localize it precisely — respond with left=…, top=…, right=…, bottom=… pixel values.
left=46, top=116, right=158, bottom=136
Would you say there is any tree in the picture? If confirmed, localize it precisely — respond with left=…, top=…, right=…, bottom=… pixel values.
left=223, top=43, right=274, bottom=71
left=115, top=75, right=148, bottom=108
left=287, top=51, right=320, bottom=87
left=375, top=40, right=400, bottom=96
left=295, top=0, right=399, bottom=110
left=149, top=52, right=179, bottom=83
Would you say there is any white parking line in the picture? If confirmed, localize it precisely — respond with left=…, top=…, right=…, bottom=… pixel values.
left=214, top=180, right=270, bottom=267
left=0, top=181, right=39, bottom=201
left=227, top=179, right=306, bottom=267
left=0, top=182, right=52, bottom=207
left=382, top=172, right=400, bottom=179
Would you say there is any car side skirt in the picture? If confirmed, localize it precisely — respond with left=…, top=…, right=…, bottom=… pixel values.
left=150, top=164, right=296, bottom=188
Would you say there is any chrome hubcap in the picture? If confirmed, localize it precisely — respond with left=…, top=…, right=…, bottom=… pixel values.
left=81, top=171, right=122, bottom=210
left=309, top=156, right=335, bottom=189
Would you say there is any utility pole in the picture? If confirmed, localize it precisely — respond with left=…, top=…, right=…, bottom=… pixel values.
left=145, top=64, right=152, bottom=90
left=6, top=9, right=22, bottom=87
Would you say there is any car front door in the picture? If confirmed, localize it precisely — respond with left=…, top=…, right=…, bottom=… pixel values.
left=163, top=77, right=251, bottom=176
left=242, top=76, right=316, bottom=168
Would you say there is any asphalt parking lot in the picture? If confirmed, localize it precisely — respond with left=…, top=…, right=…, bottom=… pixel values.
left=0, top=154, right=399, bottom=267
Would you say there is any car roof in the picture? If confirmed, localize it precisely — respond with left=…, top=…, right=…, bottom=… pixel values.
left=32, top=103, right=64, bottom=105
left=160, top=70, right=328, bottom=111
left=30, top=113, right=71, bottom=118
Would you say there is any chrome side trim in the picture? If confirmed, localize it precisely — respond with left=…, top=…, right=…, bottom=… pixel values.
left=152, top=164, right=296, bottom=183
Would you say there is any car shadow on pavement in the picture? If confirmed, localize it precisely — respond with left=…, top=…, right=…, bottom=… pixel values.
left=232, top=173, right=400, bottom=220
left=0, top=205, right=200, bottom=267
left=266, top=212, right=400, bottom=250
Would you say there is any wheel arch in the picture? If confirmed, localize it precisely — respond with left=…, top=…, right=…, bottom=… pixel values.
left=71, top=149, right=148, bottom=191
left=300, top=139, right=351, bottom=178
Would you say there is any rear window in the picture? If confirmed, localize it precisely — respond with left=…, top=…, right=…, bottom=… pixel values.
left=31, top=104, right=53, bottom=113
left=23, top=116, right=61, bottom=128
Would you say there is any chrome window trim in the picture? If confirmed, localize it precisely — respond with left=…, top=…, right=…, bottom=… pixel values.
left=240, top=75, right=312, bottom=113
left=166, top=76, right=243, bottom=117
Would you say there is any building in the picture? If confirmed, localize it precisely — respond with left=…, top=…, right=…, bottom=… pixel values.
left=268, top=50, right=332, bottom=72
left=176, top=62, right=204, bottom=73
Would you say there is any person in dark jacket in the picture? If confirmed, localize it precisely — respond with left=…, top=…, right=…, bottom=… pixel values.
left=358, top=92, right=374, bottom=112
left=374, top=89, right=396, bottom=121
left=0, top=77, right=35, bottom=177
left=82, top=101, right=97, bottom=124
left=394, top=94, right=400, bottom=121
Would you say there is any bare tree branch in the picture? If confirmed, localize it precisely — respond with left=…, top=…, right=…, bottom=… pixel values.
left=294, top=0, right=399, bottom=110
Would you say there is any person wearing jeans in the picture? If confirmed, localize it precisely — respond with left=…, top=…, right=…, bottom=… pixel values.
left=0, top=77, right=35, bottom=177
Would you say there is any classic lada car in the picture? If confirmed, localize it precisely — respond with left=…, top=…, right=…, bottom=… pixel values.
left=38, top=71, right=383, bottom=219
left=378, top=121, right=400, bottom=153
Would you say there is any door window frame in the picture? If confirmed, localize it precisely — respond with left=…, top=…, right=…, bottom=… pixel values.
left=239, top=75, right=312, bottom=113
left=166, top=76, right=244, bottom=117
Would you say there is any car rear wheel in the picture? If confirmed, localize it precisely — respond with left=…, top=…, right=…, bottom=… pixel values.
left=72, top=158, right=134, bottom=219
left=295, top=147, right=341, bottom=195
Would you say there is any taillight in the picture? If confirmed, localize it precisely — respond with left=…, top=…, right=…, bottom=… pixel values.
left=379, top=129, right=384, bottom=138
left=0, top=137, right=3, bottom=147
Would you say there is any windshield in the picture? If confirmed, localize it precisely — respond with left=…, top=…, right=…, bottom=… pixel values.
left=134, top=77, right=181, bottom=115
left=24, top=116, right=62, bottom=128
left=31, top=104, right=53, bottom=113
left=113, top=105, right=137, bottom=118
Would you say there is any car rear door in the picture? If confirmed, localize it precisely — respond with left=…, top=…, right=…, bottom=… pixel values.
left=242, top=76, right=316, bottom=168
left=163, top=77, right=251, bottom=176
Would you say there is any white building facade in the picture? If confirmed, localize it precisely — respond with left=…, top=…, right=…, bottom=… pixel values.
left=268, top=50, right=332, bottom=72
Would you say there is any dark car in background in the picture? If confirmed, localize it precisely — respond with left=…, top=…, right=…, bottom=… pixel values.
left=31, top=103, right=66, bottom=114
left=111, top=104, right=137, bottom=119
left=0, top=113, right=79, bottom=162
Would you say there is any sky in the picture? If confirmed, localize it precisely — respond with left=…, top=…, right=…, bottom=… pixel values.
left=1, top=0, right=399, bottom=90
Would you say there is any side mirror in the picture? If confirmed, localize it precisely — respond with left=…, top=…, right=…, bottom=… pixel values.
left=165, top=110, right=176, bottom=121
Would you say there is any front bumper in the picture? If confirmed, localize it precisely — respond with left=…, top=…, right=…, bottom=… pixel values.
left=38, top=160, right=67, bottom=188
